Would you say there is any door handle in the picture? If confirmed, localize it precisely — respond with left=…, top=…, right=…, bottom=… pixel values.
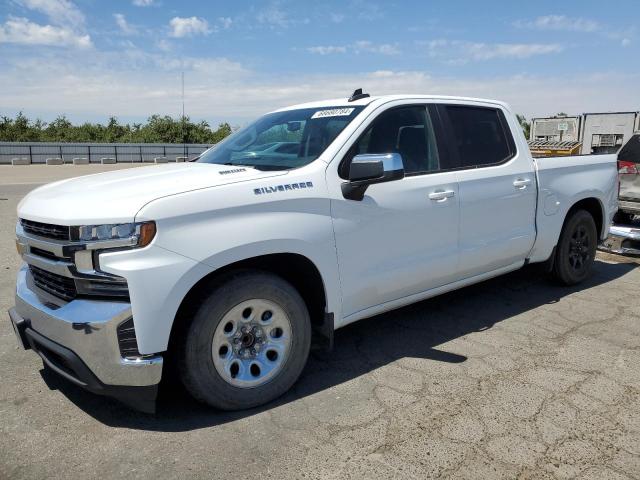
left=428, top=190, right=455, bottom=202
left=513, top=178, right=532, bottom=190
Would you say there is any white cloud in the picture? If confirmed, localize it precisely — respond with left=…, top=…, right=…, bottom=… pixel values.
left=0, top=16, right=91, bottom=48
left=424, top=39, right=562, bottom=63
left=132, top=0, right=154, bottom=6
left=463, top=42, right=563, bottom=61
left=307, top=45, right=347, bottom=55
left=307, top=41, right=400, bottom=56
left=2, top=54, right=638, bottom=124
left=169, top=17, right=211, bottom=38
left=153, top=56, right=247, bottom=76
left=218, top=17, right=232, bottom=29
left=514, top=14, right=636, bottom=48
left=256, top=2, right=290, bottom=29
left=605, top=29, right=635, bottom=47
left=1, top=46, right=639, bottom=125
left=330, top=13, right=345, bottom=23
left=353, top=40, right=400, bottom=55
left=353, top=1, right=383, bottom=21
left=114, top=13, right=135, bottom=35
left=9, top=0, right=91, bottom=48
left=17, top=0, right=85, bottom=26
left=156, top=38, right=172, bottom=52
left=515, top=15, right=600, bottom=32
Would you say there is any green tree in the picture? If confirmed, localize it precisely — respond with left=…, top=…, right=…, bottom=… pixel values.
left=516, top=114, right=530, bottom=140
left=0, top=112, right=233, bottom=144
left=44, top=116, right=74, bottom=142
left=105, top=116, right=127, bottom=143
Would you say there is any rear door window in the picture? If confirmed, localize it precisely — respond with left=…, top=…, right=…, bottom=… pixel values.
left=442, top=106, right=515, bottom=168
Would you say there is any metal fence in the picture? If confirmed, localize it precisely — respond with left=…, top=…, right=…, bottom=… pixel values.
left=0, top=142, right=213, bottom=165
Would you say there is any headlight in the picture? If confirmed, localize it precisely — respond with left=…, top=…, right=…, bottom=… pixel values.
left=76, top=221, right=156, bottom=247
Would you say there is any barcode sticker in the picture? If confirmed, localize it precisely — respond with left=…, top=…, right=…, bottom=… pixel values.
left=311, top=108, right=355, bottom=119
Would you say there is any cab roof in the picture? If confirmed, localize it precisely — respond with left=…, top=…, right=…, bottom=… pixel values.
left=272, top=94, right=511, bottom=113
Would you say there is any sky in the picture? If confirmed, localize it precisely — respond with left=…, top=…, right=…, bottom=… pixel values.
left=0, top=0, right=639, bottom=127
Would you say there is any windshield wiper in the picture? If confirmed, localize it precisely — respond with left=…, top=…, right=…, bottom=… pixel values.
left=247, top=164, right=290, bottom=171
left=200, top=161, right=289, bottom=171
left=223, top=162, right=255, bottom=168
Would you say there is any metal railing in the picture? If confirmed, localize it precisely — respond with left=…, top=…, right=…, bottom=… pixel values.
left=0, top=142, right=213, bottom=165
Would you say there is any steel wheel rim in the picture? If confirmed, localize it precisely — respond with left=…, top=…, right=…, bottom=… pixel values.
left=212, top=299, right=292, bottom=388
left=568, top=224, right=590, bottom=272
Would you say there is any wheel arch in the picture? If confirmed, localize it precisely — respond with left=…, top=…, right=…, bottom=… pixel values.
left=167, top=252, right=332, bottom=360
left=531, top=194, right=607, bottom=266
left=564, top=196, right=605, bottom=240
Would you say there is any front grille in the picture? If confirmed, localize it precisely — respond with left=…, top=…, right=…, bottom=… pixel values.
left=29, top=265, right=77, bottom=302
left=21, top=219, right=131, bottom=302
left=116, top=318, right=141, bottom=357
left=76, top=278, right=130, bottom=298
left=21, top=219, right=71, bottom=241
left=30, top=246, right=67, bottom=261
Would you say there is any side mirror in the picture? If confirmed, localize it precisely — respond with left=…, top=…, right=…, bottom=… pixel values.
left=342, top=153, right=405, bottom=200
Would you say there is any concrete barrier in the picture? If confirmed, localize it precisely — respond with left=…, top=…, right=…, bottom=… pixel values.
left=46, top=157, right=64, bottom=165
left=72, top=157, right=89, bottom=165
left=176, top=156, right=188, bottom=162
left=154, top=156, right=169, bottom=163
left=101, top=157, right=116, bottom=164
left=11, top=157, right=30, bottom=165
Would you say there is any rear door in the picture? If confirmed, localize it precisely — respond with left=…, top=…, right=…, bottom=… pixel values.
left=437, top=103, right=537, bottom=278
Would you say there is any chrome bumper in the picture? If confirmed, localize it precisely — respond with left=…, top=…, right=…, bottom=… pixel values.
left=13, top=264, right=163, bottom=387
left=599, top=226, right=640, bottom=256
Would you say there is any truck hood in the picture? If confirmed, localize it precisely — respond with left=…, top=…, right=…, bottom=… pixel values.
left=18, top=163, right=287, bottom=225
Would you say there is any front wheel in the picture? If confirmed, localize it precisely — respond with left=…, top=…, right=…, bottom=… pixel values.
left=179, top=271, right=311, bottom=410
left=552, top=209, right=597, bottom=285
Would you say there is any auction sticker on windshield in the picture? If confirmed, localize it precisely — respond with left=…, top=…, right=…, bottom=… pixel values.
left=311, top=108, right=355, bottom=119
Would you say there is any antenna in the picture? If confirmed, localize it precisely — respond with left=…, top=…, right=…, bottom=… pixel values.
left=348, top=88, right=370, bottom=102
left=181, top=71, right=186, bottom=159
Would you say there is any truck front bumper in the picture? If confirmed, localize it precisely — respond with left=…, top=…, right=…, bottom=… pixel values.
left=8, top=265, right=163, bottom=413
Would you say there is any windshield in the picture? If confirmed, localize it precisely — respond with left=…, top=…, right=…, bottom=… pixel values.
left=197, top=106, right=365, bottom=170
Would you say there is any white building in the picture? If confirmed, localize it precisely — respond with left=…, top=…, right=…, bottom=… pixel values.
left=530, top=116, right=582, bottom=143
left=581, top=112, right=640, bottom=155
left=530, top=111, right=639, bottom=156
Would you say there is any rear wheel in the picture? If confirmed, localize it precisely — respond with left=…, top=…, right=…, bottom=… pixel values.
left=180, top=271, right=311, bottom=410
left=552, top=209, right=597, bottom=285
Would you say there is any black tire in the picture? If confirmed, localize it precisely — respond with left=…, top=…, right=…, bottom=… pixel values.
left=179, top=270, right=311, bottom=410
left=552, top=209, right=597, bottom=285
left=613, top=210, right=634, bottom=225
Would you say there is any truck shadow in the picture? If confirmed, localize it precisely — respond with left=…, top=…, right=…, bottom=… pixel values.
left=40, top=259, right=637, bottom=431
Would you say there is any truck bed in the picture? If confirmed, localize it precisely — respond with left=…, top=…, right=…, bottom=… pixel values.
left=528, top=153, right=618, bottom=263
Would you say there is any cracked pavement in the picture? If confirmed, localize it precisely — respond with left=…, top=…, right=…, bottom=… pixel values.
left=1, top=166, right=639, bottom=479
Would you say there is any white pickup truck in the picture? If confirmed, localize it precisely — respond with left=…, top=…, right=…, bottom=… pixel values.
left=9, top=92, right=618, bottom=413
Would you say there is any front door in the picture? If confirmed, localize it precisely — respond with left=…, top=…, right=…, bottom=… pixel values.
left=329, top=104, right=460, bottom=319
